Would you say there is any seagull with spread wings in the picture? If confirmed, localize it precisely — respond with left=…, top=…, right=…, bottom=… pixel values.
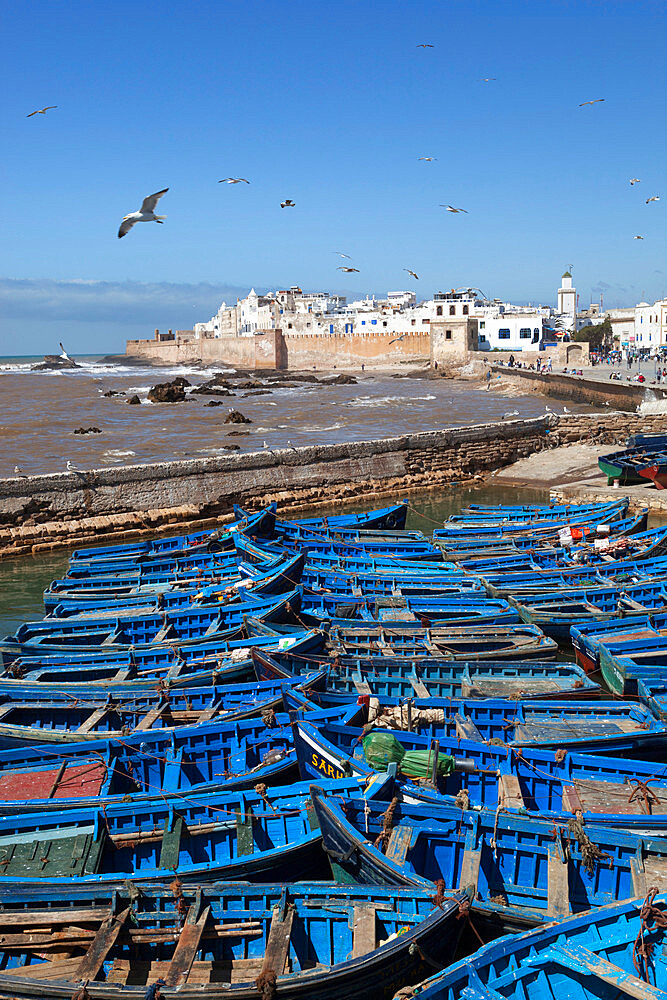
left=417, top=156, right=437, bottom=161
left=630, top=178, right=641, bottom=185
left=634, top=235, right=645, bottom=240
left=646, top=195, right=660, bottom=204
left=27, top=106, right=57, bottom=117
left=440, top=204, right=468, bottom=213
left=416, top=43, right=434, bottom=48
left=118, top=189, right=169, bottom=238
left=219, top=177, right=249, bottom=184
left=331, top=251, right=352, bottom=259
left=280, top=199, right=295, bottom=208
left=337, top=266, right=360, bottom=273
left=404, top=269, right=419, bottom=280
left=579, top=98, right=605, bottom=106
left=480, top=78, right=496, bottom=82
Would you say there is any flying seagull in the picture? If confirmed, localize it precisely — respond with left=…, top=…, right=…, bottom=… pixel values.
left=404, top=268, right=419, bottom=280
left=629, top=178, right=641, bottom=185
left=646, top=195, right=660, bottom=203
left=390, top=334, right=406, bottom=345
left=480, top=78, right=496, bottom=82
left=579, top=98, right=605, bottom=106
left=331, top=251, right=352, bottom=259
left=118, top=189, right=169, bottom=239
left=280, top=199, right=295, bottom=208
left=337, top=266, right=360, bottom=272
left=634, top=235, right=645, bottom=240
left=416, top=43, right=434, bottom=48
left=219, top=177, right=249, bottom=184
left=27, top=106, right=57, bottom=117
left=440, top=204, right=468, bottom=213
left=417, top=156, right=437, bottom=161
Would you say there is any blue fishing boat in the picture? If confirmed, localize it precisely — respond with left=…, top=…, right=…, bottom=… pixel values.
left=326, top=622, right=558, bottom=660
left=0, top=671, right=325, bottom=746
left=0, top=880, right=467, bottom=999
left=434, top=509, right=649, bottom=546
left=292, top=712, right=667, bottom=832
left=0, top=776, right=371, bottom=887
left=445, top=498, right=629, bottom=524
left=0, top=714, right=300, bottom=813
left=252, top=647, right=599, bottom=700
left=383, top=893, right=667, bottom=999
left=46, top=553, right=305, bottom=617
left=481, top=553, right=667, bottom=598
left=67, top=506, right=275, bottom=564
left=0, top=627, right=324, bottom=688
left=509, top=580, right=667, bottom=640
left=0, top=588, right=303, bottom=655
left=311, top=783, right=667, bottom=928
left=299, top=594, right=521, bottom=628
left=570, top=615, right=662, bottom=672
left=289, top=691, right=667, bottom=754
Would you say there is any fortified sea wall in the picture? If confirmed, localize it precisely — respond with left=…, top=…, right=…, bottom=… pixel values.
left=1, top=412, right=664, bottom=558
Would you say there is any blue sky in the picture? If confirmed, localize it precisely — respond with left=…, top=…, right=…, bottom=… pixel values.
left=2, top=0, right=665, bottom=353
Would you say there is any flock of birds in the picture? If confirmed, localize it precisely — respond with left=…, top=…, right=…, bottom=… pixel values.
left=26, top=76, right=659, bottom=260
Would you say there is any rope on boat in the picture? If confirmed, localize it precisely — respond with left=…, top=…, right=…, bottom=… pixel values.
left=374, top=796, right=400, bottom=851
left=565, top=814, right=613, bottom=875
left=628, top=778, right=663, bottom=814
left=633, top=888, right=667, bottom=981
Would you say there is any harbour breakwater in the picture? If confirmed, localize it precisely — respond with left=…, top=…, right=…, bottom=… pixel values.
left=493, top=365, right=667, bottom=413
left=1, top=411, right=666, bottom=558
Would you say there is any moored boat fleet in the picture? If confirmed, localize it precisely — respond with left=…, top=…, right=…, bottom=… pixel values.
left=0, top=497, right=666, bottom=997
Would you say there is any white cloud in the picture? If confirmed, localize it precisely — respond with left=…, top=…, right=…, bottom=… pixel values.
left=0, top=277, right=263, bottom=325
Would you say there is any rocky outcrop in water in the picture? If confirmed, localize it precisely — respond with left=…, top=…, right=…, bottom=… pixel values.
left=127, top=395, right=141, bottom=405
left=73, top=427, right=101, bottom=434
left=147, top=378, right=190, bottom=403
left=224, top=410, right=253, bottom=424
left=31, top=355, right=80, bottom=371
left=319, top=374, right=358, bottom=385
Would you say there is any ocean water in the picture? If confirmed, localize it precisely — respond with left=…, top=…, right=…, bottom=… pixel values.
left=0, top=354, right=593, bottom=477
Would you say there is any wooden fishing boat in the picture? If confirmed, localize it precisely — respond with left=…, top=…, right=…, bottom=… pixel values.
left=299, top=594, right=521, bottom=628
left=461, top=500, right=631, bottom=515
left=599, top=443, right=667, bottom=485
left=327, top=622, right=558, bottom=661
left=68, top=506, right=275, bottom=565
left=0, top=627, right=324, bottom=688
left=0, top=671, right=325, bottom=746
left=481, top=553, right=667, bottom=598
left=638, top=459, right=667, bottom=490
left=386, top=893, right=667, bottom=999
left=0, top=714, right=300, bottom=814
left=435, top=503, right=634, bottom=539
left=252, top=648, right=599, bottom=700
left=289, top=691, right=667, bottom=754
left=0, top=881, right=467, bottom=999
left=445, top=499, right=629, bottom=525
left=570, top=615, right=661, bottom=673
left=0, top=776, right=371, bottom=887
left=311, top=783, right=667, bottom=929
left=509, top=581, right=667, bottom=640
left=292, top=713, right=667, bottom=832
left=0, top=588, right=303, bottom=655
left=434, top=509, right=649, bottom=545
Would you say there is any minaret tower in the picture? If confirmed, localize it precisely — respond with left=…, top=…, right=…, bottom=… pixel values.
left=557, top=270, right=577, bottom=327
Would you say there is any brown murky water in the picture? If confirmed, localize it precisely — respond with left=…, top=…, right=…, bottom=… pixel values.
left=0, top=357, right=593, bottom=477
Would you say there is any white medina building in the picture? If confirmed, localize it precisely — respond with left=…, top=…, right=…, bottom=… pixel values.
left=431, top=289, right=548, bottom=351
left=634, top=299, right=667, bottom=351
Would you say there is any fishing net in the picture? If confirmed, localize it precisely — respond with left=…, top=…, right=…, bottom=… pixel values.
left=362, top=732, right=455, bottom=779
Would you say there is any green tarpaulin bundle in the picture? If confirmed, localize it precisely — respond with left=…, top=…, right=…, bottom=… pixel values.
left=362, top=731, right=455, bottom=779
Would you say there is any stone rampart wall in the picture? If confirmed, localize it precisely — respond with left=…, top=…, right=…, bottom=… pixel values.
left=0, top=418, right=551, bottom=556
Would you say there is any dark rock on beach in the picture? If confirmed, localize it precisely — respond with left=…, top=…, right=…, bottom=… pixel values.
left=127, top=395, right=141, bottom=405
left=319, top=373, right=358, bottom=385
left=224, top=410, right=253, bottom=424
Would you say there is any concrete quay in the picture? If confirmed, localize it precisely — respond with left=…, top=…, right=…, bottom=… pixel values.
left=491, top=364, right=667, bottom=412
